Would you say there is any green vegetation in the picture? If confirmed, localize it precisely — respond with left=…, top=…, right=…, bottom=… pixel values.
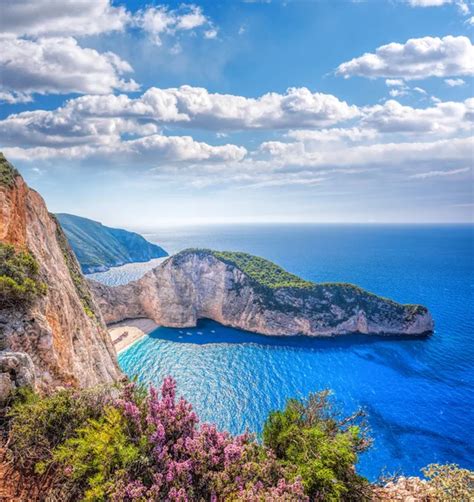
left=56, top=213, right=168, bottom=274
left=51, top=214, right=98, bottom=320
left=7, top=386, right=110, bottom=473
left=0, top=243, right=47, bottom=308
left=0, top=152, right=19, bottom=188
left=5, top=381, right=472, bottom=501
left=53, top=407, right=141, bottom=502
left=263, top=390, right=371, bottom=500
left=176, top=249, right=314, bottom=289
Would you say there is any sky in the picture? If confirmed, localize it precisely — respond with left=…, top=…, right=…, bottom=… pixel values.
left=0, top=0, right=473, bottom=228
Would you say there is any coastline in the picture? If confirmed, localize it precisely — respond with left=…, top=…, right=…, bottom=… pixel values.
left=108, top=318, right=158, bottom=353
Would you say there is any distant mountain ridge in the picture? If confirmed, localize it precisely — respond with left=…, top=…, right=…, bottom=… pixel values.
left=56, top=213, right=168, bottom=274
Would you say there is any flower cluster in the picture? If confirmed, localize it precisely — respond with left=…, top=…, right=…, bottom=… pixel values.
left=110, top=377, right=307, bottom=501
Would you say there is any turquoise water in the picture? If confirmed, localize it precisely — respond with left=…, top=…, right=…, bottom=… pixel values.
left=95, top=224, right=474, bottom=480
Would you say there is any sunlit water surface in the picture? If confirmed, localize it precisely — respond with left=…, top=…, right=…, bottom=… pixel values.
left=89, top=224, right=474, bottom=480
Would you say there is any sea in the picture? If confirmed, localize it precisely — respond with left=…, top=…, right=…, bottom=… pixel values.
left=88, top=224, right=474, bottom=480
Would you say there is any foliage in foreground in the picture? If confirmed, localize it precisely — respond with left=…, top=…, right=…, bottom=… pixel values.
left=6, top=380, right=474, bottom=501
left=6, top=379, right=372, bottom=501
left=0, top=243, right=47, bottom=308
left=263, top=390, right=371, bottom=500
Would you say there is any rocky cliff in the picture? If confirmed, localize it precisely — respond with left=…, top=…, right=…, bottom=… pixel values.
left=0, top=153, right=121, bottom=393
left=90, top=249, right=433, bottom=337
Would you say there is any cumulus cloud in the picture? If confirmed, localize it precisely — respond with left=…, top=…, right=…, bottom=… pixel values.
left=2, top=134, right=246, bottom=165
left=0, top=37, right=139, bottom=101
left=0, top=0, right=130, bottom=37
left=0, top=2, right=218, bottom=103
left=360, top=99, right=473, bottom=135
left=135, top=4, right=214, bottom=45
left=0, top=86, right=359, bottom=139
left=1, top=82, right=471, bottom=189
left=336, top=36, right=474, bottom=80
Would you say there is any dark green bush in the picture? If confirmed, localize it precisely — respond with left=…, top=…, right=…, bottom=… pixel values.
left=7, top=386, right=110, bottom=472
left=263, top=390, right=372, bottom=501
left=0, top=243, right=47, bottom=308
left=211, top=250, right=314, bottom=289
left=0, top=152, right=19, bottom=188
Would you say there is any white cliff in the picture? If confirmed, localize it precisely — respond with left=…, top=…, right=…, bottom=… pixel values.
left=90, top=249, right=434, bottom=337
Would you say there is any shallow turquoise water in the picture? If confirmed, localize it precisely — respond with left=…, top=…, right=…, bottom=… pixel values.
left=94, top=224, right=474, bottom=480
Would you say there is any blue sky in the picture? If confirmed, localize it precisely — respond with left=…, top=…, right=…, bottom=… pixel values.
left=0, top=0, right=472, bottom=227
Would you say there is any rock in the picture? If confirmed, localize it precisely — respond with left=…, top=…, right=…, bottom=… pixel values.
left=90, top=249, right=434, bottom=337
left=0, top=374, right=13, bottom=404
left=0, top=351, right=35, bottom=403
left=0, top=153, right=121, bottom=390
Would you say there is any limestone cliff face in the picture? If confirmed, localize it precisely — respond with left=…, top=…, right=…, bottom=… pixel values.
left=90, top=250, right=434, bottom=337
left=0, top=153, right=121, bottom=390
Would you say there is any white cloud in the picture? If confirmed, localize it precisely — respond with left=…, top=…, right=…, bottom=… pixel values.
left=0, top=2, right=219, bottom=103
left=0, top=0, right=130, bottom=37
left=287, top=127, right=378, bottom=143
left=361, top=99, right=473, bottom=135
left=0, top=86, right=358, bottom=135
left=0, top=91, right=33, bottom=104
left=445, top=78, right=466, bottom=86
left=204, top=28, right=218, bottom=39
left=0, top=37, right=139, bottom=102
left=389, top=88, right=409, bottom=98
left=259, top=136, right=472, bottom=170
left=410, top=167, right=470, bottom=178
left=407, top=0, right=452, bottom=6
left=336, top=36, right=474, bottom=80
left=413, top=86, right=427, bottom=94
left=406, top=0, right=470, bottom=15
left=2, top=134, right=246, bottom=165
left=135, top=4, right=213, bottom=45
left=385, top=79, right=405, bottom=87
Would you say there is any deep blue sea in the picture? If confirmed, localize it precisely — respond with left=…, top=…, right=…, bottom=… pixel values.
left=91, top=224, right=474, bottom=480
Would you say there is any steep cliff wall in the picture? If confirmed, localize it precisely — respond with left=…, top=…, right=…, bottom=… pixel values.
left=90, top=249, right=434, bottom=337
left=0, top=153, right=121, bottom=391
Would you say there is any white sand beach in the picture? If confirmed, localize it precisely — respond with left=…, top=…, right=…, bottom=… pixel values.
left=108, top=318, right=158, bottom=353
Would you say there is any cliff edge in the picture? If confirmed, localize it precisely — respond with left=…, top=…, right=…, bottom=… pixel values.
left=0, top=153, right=121, bottom=393
left=90, top=249, right=434, bottom=337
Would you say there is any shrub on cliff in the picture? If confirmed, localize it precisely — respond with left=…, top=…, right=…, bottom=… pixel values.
left=7, top=386, right=111, bottom=473
left=8, top=379, right=308, bottom=501
left=263, top=390, right=372, bottom=501
left=0, top=243, right=47, bottom=308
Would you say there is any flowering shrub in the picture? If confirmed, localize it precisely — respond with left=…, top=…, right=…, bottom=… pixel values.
left=6, top=378, right=474, bottom=501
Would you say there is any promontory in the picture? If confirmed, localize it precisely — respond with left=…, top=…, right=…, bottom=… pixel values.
left=90, top=249, right=434, bottom=337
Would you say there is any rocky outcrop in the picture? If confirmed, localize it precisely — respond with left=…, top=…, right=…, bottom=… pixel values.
left=0, top=352, right=35, bottom=404
left=0, top=153, right=121, bottom=391
left=90, top=249, right=434, bottom=337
